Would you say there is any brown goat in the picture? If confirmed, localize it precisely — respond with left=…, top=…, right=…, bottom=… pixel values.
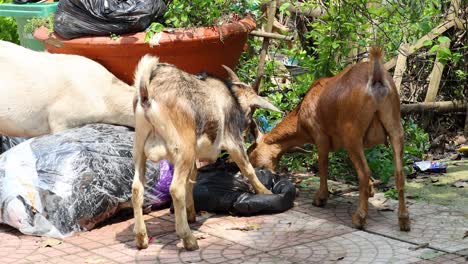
left=248, top=47, right=410, bottom=231
left=131, top=55, right=281, bottom=251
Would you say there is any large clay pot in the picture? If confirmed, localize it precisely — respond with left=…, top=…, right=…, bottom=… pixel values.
left=34, top=17, right=256, bottom=85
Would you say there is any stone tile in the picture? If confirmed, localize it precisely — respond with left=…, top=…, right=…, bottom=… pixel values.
left=455, top=248, right=468, bottom=257
left=2, top=187, right=467, bottom=264
left=0, top=228, right=41, bottom=263
left=199, top=210, right=353, bottom=251
left=268, top=231, right=445, bottom=264
left=294, top=189, right=468, bottom=253
left=365, top=209, right=468, bottom=253
left=415, top=253, right=468, bottom=263
left=149, top=208, right=176, bottom=222
left=226, top=253, right=293, bottom=264
left=64, top=214, right=177, bottom=249
left=130, top=232, right=260, bottom=263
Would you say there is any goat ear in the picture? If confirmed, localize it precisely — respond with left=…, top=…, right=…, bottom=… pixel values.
left=250, top=120, right=264, bottom=144
left=221, top=65, right=240, bottom=82
left=285, top=146, right=312, bottom=154
left=251, top=96, right=283, bottom=113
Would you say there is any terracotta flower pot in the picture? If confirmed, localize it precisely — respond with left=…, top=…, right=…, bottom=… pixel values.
left=34, top=17, right=256, bottom=85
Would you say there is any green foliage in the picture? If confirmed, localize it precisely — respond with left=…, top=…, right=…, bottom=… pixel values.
left=279, top=151, right=317, bottom=173
left=145, top=0, right=259, bottom=42
left=144, top=22, right=164, bottom=43
left=236, top=0, right=447, bottom=181
left=24, top=14, right=54, bottom=34
left=282, top=0, right=445, bottom=77
left=109, top=33, right=121, bottom=41
left=164, top=0, right=226, bottom=28
left=326, top=118, right=429, bottom=184
left=384, top=188, right=398, bottom=200
left=402, top=117, right=430, bottom=168
left=297, top=176, right=319, bottom=189
left=427, top=36, right=462, bottom=64
left=0, top=0, right=19, bottom=44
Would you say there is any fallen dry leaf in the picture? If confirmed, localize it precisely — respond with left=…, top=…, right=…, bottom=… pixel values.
left=377, top=207, right=394, bottom=212
left=41, top=238, right=62, bottom=248
left=329, top=253, right=346, bottom=261
left=196, top=234, right=207, bottom=240
left=409, top=242, right=429, bottom=251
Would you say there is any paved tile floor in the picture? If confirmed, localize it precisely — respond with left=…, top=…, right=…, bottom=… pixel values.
left=1, top=187, right=467, bottom=264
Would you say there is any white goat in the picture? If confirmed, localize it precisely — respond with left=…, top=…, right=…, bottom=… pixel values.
left=0, top=40, right=134, bottom=137
left=132, top=55, right=281, bottom=251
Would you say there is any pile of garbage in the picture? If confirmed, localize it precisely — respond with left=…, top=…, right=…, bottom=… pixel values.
left=0, top=124, right=296, bottom=238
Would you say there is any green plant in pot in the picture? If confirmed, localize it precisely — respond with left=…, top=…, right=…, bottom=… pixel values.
left=145, top=0, right=260, bottom=42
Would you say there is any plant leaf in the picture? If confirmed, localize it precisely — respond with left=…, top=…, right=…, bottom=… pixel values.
left=422, top=40, right=432, bottom=46
left=437, top=36, right=450, bottom=44
left=279, top=3, right=291, bottom=12
left=428, top=44, right=439, bottom=54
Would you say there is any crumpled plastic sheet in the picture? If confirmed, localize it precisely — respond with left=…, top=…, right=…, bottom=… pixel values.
left=0, top=124, right=171, bottom=238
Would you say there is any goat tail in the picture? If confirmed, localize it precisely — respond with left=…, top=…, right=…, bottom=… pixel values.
left=134, top=55, right=159, bottom=107
left=368, top=46, right=389, bottom=101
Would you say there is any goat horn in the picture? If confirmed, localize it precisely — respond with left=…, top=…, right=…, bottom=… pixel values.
left=221, top=65, right=240, bottom=82
left=252, top=96, right=283, bottom=113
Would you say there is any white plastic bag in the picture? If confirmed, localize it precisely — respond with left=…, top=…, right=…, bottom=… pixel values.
left=0, top=124, right=167, bottom=238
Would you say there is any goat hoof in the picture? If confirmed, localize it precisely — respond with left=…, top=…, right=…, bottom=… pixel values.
left=187, top=212, right=197, bottom=223
left=135, top=233, right=149, bottom=250
left=313, top=192, right=329, bottom=207
left=312, top=197, right=328, bottom=207
left=399, top=216, right=411, bottom=232
left=183, top=235, right=199, bottom=251
left=352, top=213, right=367, bottom=230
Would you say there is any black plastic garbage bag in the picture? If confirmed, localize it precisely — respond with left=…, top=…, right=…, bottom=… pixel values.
left=54, top=0, right=167, bottom=39
left=13, top=0, right=41, bottom=4
left=0, top=124, right=168, bottom=238
left=191, top=161, right=296, bottom=215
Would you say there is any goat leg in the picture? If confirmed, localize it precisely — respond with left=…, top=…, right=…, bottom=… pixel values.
left=171, top=155, right=199, bottom=251
left=228, top=143, right=272, bottom=194
left=347, top=146, right=370, bottom=230
left=313, top=142, right=330, bottom=207
left=377, top=108, right=411, bottom=231
left=186, top=162, right=198, bottom=223
left=132, top=118, right=150, bottom=250
left=390, top=126, right=411, bottom=231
